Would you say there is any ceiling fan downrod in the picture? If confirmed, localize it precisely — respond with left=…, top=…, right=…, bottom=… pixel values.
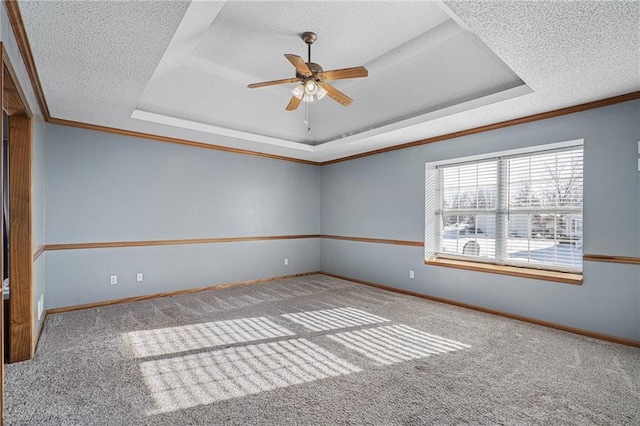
left=301, top=31, right=317, bottom=64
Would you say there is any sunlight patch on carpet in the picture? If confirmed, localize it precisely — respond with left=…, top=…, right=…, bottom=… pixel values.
left=124, top=317, right=295, bottom=357
left=141, top=338, right=361, bottom=414
left=327, top=324, right=471, bottom=365
left=282, top=307, right=391, bottom=331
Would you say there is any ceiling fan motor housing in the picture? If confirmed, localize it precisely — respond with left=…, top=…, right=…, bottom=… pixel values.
left=296, top=62, right=323, bottom=80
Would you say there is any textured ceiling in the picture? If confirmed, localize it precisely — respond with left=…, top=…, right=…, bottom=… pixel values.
left=17, top=1, right=190, bottom=124
left=16, top=1, right=640, bottom=162
left=444, top=0, right=639, bottom=101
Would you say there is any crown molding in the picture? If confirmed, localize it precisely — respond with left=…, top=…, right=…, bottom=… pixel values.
left=47, top=117, right=319, bottom=165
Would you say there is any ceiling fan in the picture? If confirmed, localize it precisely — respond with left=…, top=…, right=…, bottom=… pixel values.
left=247, top=32, right=368, bottom=111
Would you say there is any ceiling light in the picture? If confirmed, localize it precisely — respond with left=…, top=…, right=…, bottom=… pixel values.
left=315, top=85, right=328, bottom=101
left=292, top=79, right=328, bottom=103
left=305, top=80, right=318, bottom=95
left=292, top=84, right=304, bottom=99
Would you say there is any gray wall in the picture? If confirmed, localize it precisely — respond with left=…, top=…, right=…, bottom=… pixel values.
left=45, top=124, right=320, bottom=308
left=33, top=120, right=46, bottom=335
left=33, top=120, right=47, bottom=250
left=320, top=100, right=640, bottom=341
left=43, top=101, right=639, bottom=342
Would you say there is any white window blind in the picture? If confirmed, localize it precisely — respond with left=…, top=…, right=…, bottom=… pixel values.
left=435, top=146, right=583, bottom=273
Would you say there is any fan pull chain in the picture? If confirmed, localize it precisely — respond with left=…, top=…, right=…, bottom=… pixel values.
left=304, top=101, right=311, bottom=133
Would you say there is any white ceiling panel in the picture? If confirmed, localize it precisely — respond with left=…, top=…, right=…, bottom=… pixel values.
left=138, top=65, right=313, bottom=142
left=311, top=31, right=525, bottom=142
left=191, top=1, right=450, bottom=81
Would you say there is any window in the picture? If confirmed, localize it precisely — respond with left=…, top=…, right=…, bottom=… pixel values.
left=427, top=143, right=583, bottom=273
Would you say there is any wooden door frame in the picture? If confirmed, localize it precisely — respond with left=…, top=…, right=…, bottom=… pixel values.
left=0, top=41, right=4, bottom=424
left=1, top=43, right=35, bottom=367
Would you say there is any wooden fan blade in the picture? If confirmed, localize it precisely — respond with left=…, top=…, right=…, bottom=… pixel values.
left=247, top=77, right=299, bottom=89
left=318, top=81, right=353, bottom=107
left=285, top=54, right=312, bottom=77
left=318, top=66, right=368, bottom=81
left=286, top=95, right=302, bottom=111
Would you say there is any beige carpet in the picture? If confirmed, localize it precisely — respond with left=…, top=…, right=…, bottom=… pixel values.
left=5, top=274, right=640, bottom=425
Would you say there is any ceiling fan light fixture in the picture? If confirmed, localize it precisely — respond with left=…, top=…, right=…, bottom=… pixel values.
left=292, top=80, right=328, bottom=103
left=305, top=80, right=318, bottom=95
left=292, top=83, right=305, bottom=100
left=316, top=84, right=328, bottom=100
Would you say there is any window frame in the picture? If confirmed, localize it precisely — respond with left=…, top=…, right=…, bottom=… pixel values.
left=425, top=139, right=584, bottom=276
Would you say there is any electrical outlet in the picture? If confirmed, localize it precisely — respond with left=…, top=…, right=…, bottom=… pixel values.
left=110, top=275, right=118, bottom=285
left=409, top=270, right=415, bottom=279
left=284, top=258, right=289, bottom=266
left=136, top=273, right=144, bottom=282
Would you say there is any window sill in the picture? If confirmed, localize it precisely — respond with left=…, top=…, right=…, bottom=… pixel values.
left=424, top=257, right=583, bottom=285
